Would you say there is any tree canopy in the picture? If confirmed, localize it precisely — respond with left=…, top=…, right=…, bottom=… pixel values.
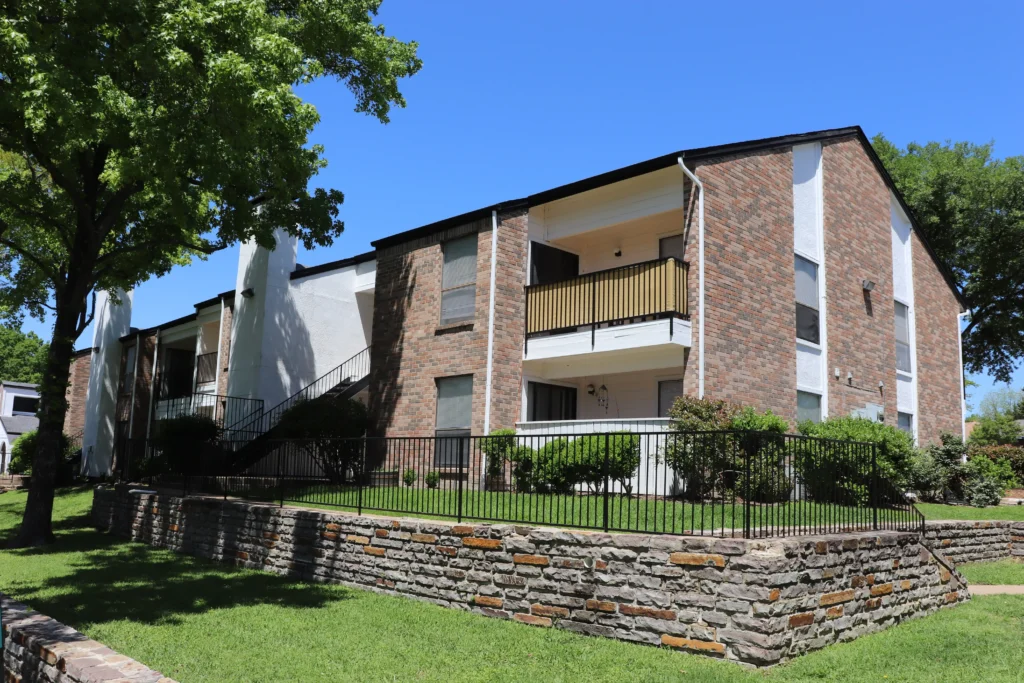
left=0, top=325, right=48, bottom=383
left=873, top=135, right=1024, bottom=383
left=0, top=0, right=420, bottom=545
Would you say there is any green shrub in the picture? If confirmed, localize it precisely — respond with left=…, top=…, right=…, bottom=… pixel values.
left=966, top=476, right=1003, bottom=507
left=425, top=471, right=440, bottom=489
left=667, top=395, right=738, bottom=431
left=481, top=428, right=527, bottom=482
left=530, top=438, right=576, bottom=495
left=965, top=455, right=1018, bottom=492
left=730, top=407, right=789, bottom=434
left=970, top=444, right=1024, bottom=483
left=908, top=449, right=945, bottom=502
left=968, top=414, right=1022, bottom=446
left=9, top=431, right=78, bottom=481
left=403, top=468, right=416, bottom=487
left=276, top=398, right=367, bottom=483
left=567, top=433, right=642, bottom=495
left=915, top=433, right=1008, bottom=507
left=149, top=414, right=220, bottom=477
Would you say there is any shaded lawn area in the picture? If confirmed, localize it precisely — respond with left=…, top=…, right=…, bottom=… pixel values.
left=958, top=559, right=1024, bottom=585
left=0, top=489, right=1022, bottom=682
left=207, top=479, right=918, bottom=535
left=915, top=502, right=1024, bottom=521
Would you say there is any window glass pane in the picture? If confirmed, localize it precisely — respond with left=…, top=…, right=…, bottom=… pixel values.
left=440, top=285, right=476, bottom=324
left=436, top=375, right=473, bottom=430
left=894, top=301, right=910, bottom=344
left=897, top=412, right=913, bottom=434
left=658, top=380, right=684, bottom=417
left=434, top=429, right=470, bottom=467
left=797, top=391, right=822, bottom=423
left=796, top=304, right=820, bottom=344
left=659, top=235, right=687, bottom=261
left=794, top=255, right=818, bottom=309
left=896, top=341, right=912, bottom=373
left=11, top=396, right=38, bottom=414
left=442, top=235, right=478, bottom=289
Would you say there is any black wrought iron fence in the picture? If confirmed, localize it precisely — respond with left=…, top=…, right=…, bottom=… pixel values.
left=115, top=429, right=924, bottom=539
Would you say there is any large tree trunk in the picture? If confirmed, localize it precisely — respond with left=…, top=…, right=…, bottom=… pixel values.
left=11, top=304, right=79, bottom=547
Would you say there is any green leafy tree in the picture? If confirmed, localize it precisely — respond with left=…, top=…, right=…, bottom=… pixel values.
left=0, top=1, right=420, bottom=545
left=969, top=413, right=1022, bottom=446
left=873, top=135, right=1024, bottom=383
left=0, top=325, right=47, bottom=383
left=978, top=386, right=1024, bottom=420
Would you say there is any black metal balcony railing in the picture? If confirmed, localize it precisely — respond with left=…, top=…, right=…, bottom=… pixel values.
left=195, top=352, right=218, bottom=385
left=154, top=392, right=264, bottom=431
left=525, top=257, right=688, bottom=345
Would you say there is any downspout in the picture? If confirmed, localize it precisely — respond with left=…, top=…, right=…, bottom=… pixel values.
left=484, top=210, right=499, bottom=435
left=957, top=311, right=968, bottom=444
left=677, top=157, right=705, bottom=398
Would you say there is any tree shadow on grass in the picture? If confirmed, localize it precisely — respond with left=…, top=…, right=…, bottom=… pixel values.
left=0, top=503, right=352, bottom=631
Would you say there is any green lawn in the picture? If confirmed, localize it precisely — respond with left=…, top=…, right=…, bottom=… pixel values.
left=0, top=488, right=1022, bottom=682
left=958, top=559, right=1024, bottom=585
left=916, top=502, right=1024, bottom=521
left=205, top=478, right=919, bottom=535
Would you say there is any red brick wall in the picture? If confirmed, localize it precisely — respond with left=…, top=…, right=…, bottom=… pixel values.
left=216, top=302, right=233, bottom=397
left=912, top=231, right=963, bottom=443
left=63, top=350, right=92, bottom=436
left=368, top=208, right=529, bottom=442
left=821, top=138, right=897, bottom=423
left=683, top=148, right=798, bottom=421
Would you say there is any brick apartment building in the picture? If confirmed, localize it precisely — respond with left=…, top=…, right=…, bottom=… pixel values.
left=366, top=126, right=966, bottom=446
left=71, top=126, right=966, bottom=477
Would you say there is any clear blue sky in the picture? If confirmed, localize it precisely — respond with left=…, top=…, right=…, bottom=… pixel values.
left=22, top=0, right=1024, bottom=409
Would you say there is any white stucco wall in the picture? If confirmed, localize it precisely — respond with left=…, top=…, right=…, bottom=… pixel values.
left=82, top=289, right=133, bottom=476
left=521, top=367, right=685, bottom=423
left=793, top=143, right=828, bottom=413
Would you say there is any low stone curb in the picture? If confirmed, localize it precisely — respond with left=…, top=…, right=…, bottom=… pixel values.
left=1, top=594, right=176, bottom=683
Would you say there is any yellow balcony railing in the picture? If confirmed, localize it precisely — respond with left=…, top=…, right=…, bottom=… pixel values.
left=525, top=257, right=688, bottom=339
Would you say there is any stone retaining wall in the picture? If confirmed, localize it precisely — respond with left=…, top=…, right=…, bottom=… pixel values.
left=92, top=486, right=968, bottom=667
left=1, top=594, right=175, bottom=683
left=923, top=520, right=1024, bottom=564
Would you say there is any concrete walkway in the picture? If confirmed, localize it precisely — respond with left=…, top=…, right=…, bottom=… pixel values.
left=968, top=585, right=1024, bottom=595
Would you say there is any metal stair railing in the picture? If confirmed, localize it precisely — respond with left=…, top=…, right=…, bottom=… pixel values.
left=223, top=347, right=370, bottom=443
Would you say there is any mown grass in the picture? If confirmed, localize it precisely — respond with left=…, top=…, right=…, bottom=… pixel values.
left=2, top=489, right=1024, bottom=681
left=957, top=559, right=1024, bottom=585
left=915, top=502, right=1024, bottom=521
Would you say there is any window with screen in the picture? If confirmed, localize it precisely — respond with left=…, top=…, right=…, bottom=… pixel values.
left=658, top=380, right=684, bottom=417
left=894, top=301, right=912, bottom=373
left=527, top=382, right=577, bottom=422
left=897, top=411, right=913, bottom=435
left=11, top=396, right=39, bottom=414
left=440, top=235, right=478, bottom=325
left=797, top=391, right=822, bottom=424
left=795, top=255, right=820, bottom=344
left=121, top=345, right=137, bottom=395
left=435, top=375, right=473, bottom=466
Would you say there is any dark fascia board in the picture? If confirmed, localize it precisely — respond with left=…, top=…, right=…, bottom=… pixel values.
left=370, top=200, right=528, bottom=249
left=193, top=289, right=235, bottom=311
left=71, top=347, right=92, bottom=359
left=290, top=250, right=376, bottom=281
left=118, top=311, right=198, bottom=342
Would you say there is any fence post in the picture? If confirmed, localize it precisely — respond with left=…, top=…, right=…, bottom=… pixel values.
left=603, top=433, right=611, bottom=533
left=871, top=443, right=879, bottom=531
left=457, top=437, right=465, bottom=523
left=743, top=433, right=755, bottom=540
left=277, top=445, right=284, bottom=508
left=358, top=438, right=365, bottom=516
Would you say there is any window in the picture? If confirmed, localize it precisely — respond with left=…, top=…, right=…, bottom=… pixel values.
left=440, top=235, right=478, bottom=325
left=530, top=242, right=578, bottom=285
left=795, top=255, right=820, bottom=344
left=11, top=396, right=38, bottom=415
left=797, top=391, right=822, bottom=423
left=897, top=411, right=914, bottom=435
left=659, top=234, right=687, bottom=261
left=435, top=375, right=473, bottom=466
left=121, top=345, right=137, bottom=395
left=894, top=301, right=912, bottom=373
left=658, top=380, right=684, bottom=418
left=527, top=382, right=577, bottom=422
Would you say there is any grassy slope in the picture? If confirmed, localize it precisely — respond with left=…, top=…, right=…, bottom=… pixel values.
left=916, top=503, right=1024, bottom=521
left=958, top=559, right=1024, bottom=585
left=0, top=489, right=1021, bottom=682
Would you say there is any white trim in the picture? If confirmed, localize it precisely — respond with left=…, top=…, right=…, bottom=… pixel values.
left=796, top=382, right=824, bottom=395
left=958, top=312, right=968, bottom=442
left=521, top=374, right=579, bottom=422
left=796, top=338, right=823, bottom=352
left=213, top=298, right=225, bottom=395
left=483, top=211, right=499, bottom=435
left=676, top=158, right=704, bottom=398
left=813, top=145, right=829, bottom=419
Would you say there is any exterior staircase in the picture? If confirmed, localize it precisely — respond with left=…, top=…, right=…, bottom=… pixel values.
left=222, top=347, right=370, bottom=472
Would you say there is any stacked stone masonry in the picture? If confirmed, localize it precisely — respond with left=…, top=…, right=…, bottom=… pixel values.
left=923, top=520, right=1024, bottom=564
left=93, top=488, right=970, bottom=667
left=1, top=594, right=176, bottom=683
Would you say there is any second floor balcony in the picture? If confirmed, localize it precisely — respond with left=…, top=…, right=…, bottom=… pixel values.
left=523, top=257, right=690, bottom=378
